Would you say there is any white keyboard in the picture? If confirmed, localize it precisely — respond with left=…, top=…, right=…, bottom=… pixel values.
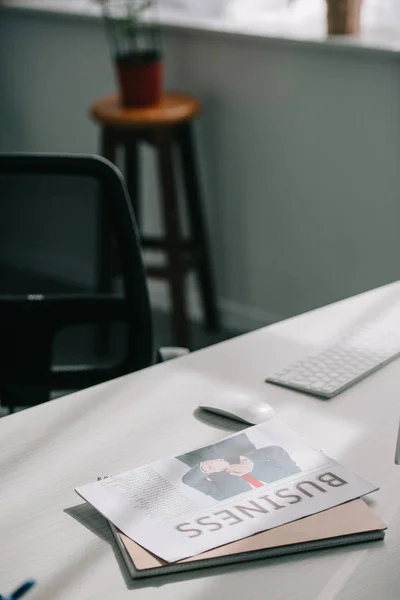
left=266, top=302, right=400, bottom=398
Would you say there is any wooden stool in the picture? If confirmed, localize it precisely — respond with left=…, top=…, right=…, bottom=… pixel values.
left=91, top=92, right=219, bottom=347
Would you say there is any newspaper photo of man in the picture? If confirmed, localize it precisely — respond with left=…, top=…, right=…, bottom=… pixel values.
left=177, top=433, right=301, bottom=501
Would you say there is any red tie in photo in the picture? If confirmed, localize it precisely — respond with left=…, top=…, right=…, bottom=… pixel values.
left=242, top=474, right=264, bottom=488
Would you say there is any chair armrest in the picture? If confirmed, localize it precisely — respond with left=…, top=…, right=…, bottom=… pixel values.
left=157, top=347, right=190, bottom=363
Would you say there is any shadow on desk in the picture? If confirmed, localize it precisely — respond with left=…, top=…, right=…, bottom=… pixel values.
left=65, top=501, right=382, bottom=591
left=193, top=407, right=245, bottom=433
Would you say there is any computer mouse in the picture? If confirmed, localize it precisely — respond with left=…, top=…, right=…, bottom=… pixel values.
left=199, top=390, right=275, bottom=425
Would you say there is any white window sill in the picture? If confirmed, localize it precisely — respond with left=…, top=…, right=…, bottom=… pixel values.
left=3, top=0, right=400, bottom=56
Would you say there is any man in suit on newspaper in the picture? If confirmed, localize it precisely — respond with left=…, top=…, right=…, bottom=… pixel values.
left=177, top=433, right=300, bottom=501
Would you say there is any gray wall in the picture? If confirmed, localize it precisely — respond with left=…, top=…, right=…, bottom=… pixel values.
left=1, top=9, right=400, bottom=330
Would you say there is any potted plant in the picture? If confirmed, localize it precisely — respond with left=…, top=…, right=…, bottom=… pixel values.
left=326, top=0, right=363, bottom=35
left=97, top=0, right=163, bottom=108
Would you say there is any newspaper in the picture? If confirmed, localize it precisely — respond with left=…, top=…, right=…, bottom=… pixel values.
left=75, top=419, right=377, bottom=562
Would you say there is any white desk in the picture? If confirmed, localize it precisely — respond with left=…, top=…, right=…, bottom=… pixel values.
left=2, top=282, right=400, bottom=599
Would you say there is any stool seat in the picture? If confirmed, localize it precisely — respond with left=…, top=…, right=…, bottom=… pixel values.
left=91, top=93, right=201, bottom=129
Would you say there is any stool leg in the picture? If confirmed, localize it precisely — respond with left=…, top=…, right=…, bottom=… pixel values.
left=96, top=127, right=117, bottom=356
left=178, top=122, right=219, bottom=332
left=156, top=130, right=190, bottom=348
left=125, top=138, right=141, bottom=230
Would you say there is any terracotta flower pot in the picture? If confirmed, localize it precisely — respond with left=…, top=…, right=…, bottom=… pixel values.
left=326, top=0, right=363, bottom=35
left=102, top=0, right=163, bottom=108
left=116, top=51, right=163, bottom=108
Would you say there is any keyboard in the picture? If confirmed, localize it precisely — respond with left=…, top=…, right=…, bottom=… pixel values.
left=266, top=302, right=400, bottom=398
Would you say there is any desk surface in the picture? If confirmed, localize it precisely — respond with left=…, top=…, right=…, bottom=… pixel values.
left=2, top=282, right=400, bottom=599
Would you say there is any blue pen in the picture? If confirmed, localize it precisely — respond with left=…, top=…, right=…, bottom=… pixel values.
left=0, top=580, right=36, bottom=600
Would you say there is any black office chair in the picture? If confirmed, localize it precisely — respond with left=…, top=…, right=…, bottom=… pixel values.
left=0, top=154, right=186, bottom=413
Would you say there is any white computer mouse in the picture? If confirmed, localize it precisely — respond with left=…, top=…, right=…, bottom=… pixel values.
left=199, top=390, right=275, bottom=425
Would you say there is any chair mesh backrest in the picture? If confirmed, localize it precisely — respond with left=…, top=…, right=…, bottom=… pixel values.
left=0, top=173, right=99, bottom=291
left=0, top=154, right=153, bottom=401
